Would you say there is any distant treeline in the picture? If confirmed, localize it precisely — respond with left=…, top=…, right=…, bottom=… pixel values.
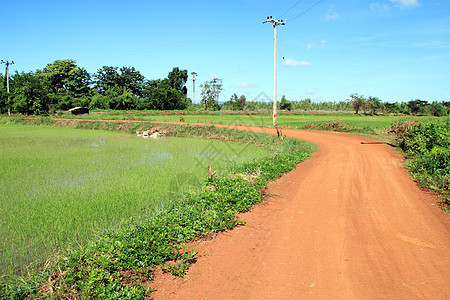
left=244, top=95, right=449, bottom=117
left=0, top=59, right=190, bottom=115
left=0, top=59, right=449, bottom=116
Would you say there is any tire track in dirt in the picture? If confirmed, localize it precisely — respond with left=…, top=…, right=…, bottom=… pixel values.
left=149, top=125, right=450, bottom=299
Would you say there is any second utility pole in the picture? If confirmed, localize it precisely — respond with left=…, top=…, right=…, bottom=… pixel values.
left=1, top=60, right=15, bottom=115
left=263, top=16, right=285, bottom=127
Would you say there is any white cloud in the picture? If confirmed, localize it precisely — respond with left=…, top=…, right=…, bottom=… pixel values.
left=283, top=58, right=311, bottom=67
left=326, top=12, right=339, bottom=21
left=390, top=0, right=419, bottom=8
left=237, top=81, right=257, bottom=89
left=370, top=0, right=418, bottom=10
left=370, top=2, right=390, bottom=10
left=326, top=5, right=339, bottom=21
left=307, top=40, right=327, bottom=50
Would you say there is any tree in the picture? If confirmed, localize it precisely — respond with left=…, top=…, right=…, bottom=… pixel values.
left=407, top=99, right=428, bottom=115
left=367, top=96, right=383, bottom=114
left=94, top=66, right=145, bottom=97
left=142, top=77, right=190, bottom=110
left=200, top=78, right=223, bottom=110
left=42, top=59, right=91, bottom=98
left=225, top=93, right=239, bottom=110
left=349, top=93, right=367, bottom=114
left=167, top=67, right=188, bottom=95
left=9, top=71, right=49, bottom=115
left=442, top=101, right=450, bottom=116
left=118, top=66, right=145, bottom=97
left=425, top=101, right=447, bottom=117
left=237, top=95, right=246, bottom=111
left=93, top=66, right=120, bottom=94
left=280, top=95, right=293, bottom=111
left=226, top=93, right=246, bottom=111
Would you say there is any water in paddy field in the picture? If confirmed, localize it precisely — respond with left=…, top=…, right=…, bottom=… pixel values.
left=0, top=125, right=270, bottom=277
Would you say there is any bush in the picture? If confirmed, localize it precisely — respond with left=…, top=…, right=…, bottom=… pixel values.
left=399, top=120, right=449, bottom=155
left=394, top=119, right=450, bottom=207
left=304, top=120, right=353, bottom=132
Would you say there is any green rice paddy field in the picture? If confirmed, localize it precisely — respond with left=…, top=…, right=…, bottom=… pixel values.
left=65, top=110, right=445, bottom=131
left=0, top=124, right=270, bottom=277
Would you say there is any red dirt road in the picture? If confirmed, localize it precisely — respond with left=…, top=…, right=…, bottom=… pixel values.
left=151, top=126, right=450, bottom=299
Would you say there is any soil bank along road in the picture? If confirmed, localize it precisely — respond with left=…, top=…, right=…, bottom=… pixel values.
left=150, top=125, right=449, bottom=299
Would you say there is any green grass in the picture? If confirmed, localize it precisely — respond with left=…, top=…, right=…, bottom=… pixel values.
left=0, top=122, right=316, bottom=299
left=56, top=109, right=447, bottom=132
left=36, top=126, right=315, bottom=299
left=0, top=124, right=270, bottom=277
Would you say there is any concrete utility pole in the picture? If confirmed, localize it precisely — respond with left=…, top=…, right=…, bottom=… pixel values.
left=263, top=16, right=285, bottom=127
left=1, top=60, right=15, bottom=115
left=191, top=72, right=197, bottom=105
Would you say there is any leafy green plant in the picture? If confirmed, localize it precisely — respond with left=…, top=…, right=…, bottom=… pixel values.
left=393, top=119, right=450, bottom=207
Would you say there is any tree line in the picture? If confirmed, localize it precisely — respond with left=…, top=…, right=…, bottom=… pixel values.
left=0, top=59, right=191, bottom=115
left=243, top=95, right=448, bottom=116
left=1, top=59, right=448, bottom=116
left=346, top=93, right=449, bottom=117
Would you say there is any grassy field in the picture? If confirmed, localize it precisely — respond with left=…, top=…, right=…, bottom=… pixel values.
left=57, top=110, right=446, bottom=132
left=0, top=124, right=270, bottom=277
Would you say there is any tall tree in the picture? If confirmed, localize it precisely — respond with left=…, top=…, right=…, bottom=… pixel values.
left=142, top=78, right=190, bottom=110
left=225, top=93, right=245, bottom=111
left=237, top=95, right=246, bottom=111
left=118, top=66, right=145, bottom=97
left=94, top=66, right=145, bottom=97
left=93, top=66, right=120, bottom=94
left=407, top=99, right=428, bottom=115
left=167, top=67, right=188, bottom=94
left=348, top=93, right=367, bottom=114
left=9, top=71, right=49, bottom=115
left=42, top=59, right=91, bottom=97
left=200, top=78, right=223, bottom=110
left=280, top=95, right=292, bottom=111
left=367, top=96, right=383, bottom=114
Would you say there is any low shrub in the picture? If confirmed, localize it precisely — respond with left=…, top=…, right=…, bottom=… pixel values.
left=304, top=120, right=354, bottom=132
left=393, top=119, right=450, bottom=207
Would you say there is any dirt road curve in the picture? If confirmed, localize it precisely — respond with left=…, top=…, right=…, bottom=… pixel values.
left=149, top=125, right=449, bottom=299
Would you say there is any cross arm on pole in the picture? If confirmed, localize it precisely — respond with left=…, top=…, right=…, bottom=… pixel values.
left=263, top=16, right=285, bottom=127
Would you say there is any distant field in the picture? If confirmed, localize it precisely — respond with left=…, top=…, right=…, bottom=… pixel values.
left=0, top=124, right=270, bottom=276
left=61, top=110, right=446, bottom=131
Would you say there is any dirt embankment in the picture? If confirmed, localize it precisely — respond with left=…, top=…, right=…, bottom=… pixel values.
left=151, top=125, right=450, bottom=299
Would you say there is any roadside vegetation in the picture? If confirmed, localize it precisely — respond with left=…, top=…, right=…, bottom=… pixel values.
left=0, top=118, right=316, bottom=299
left=391, top=119, right=450, bottom=209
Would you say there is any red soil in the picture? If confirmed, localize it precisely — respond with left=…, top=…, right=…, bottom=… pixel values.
left=151, top=125, right=450, bottom=299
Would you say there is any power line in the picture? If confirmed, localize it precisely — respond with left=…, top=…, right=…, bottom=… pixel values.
left=287, top=0, right=324, bottom=23
left=278, top=0, right=305, bottom=19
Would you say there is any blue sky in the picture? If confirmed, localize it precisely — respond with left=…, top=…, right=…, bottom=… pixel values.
left=1, top=0, right=449, bottom=103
